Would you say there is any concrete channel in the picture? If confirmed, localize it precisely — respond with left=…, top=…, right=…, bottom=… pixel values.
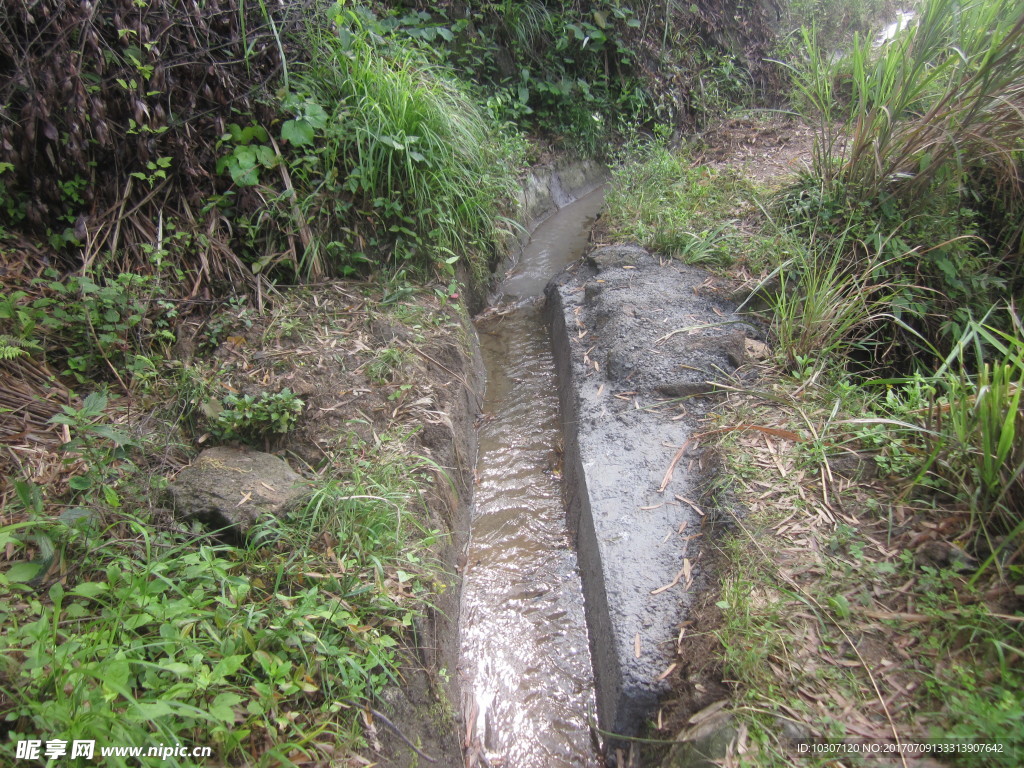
left=458, top=160, right=764, bottom=765
left=460, top=171, right=605, bottom=768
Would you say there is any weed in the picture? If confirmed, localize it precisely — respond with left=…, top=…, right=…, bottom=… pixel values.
left=0, top=426, right=441, bottom=765
left=220, top=7, right=522, bottom=283
left=767, top=231, right=918, bottom=372
left=930, top=309, right=1024, bottom=563
left=782, top=0, right=1024, bottom=357
left=366, top=347, right=408, bottom=384
left=208, top=388, right=305, bottom=444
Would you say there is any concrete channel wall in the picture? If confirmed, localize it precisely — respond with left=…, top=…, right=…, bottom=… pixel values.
left=545, top=246, right=763, bottom=748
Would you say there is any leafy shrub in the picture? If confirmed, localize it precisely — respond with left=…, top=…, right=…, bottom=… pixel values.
left=208, top=389, right=304, bottom=443
left=0, top=271, right=175, bottom=382
left=214, top=5, right=523, bottom=282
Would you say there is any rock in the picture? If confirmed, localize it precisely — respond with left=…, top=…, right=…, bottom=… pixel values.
left=914, top=539, right=978, bottom=572
left=655, top=380, right=719, bottom=398
left=606, top=345, right=638, bottom=381
left=369, top=318, right=411, bottom=346
left=661, top=705, right=738, bottom=768
left=169, top=446, right=305, bottom=540
left=728, top=274, right=792, bottom=312
left=743, top=338, right=771, bottom=362
left=774, top=716, right=812, bottom=746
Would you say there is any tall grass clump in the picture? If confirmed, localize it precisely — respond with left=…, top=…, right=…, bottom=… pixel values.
left=309, top=18, right=518, bottom=273
left=228, top=5, right=524, bottom=281
left=931, top=308, right=1024, bottom=564
left=768, top=232, right=919, bottom=372
left=782, top=0, right=1024, bottom=358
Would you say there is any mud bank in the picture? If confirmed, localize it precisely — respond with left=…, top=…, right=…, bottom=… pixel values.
left=545, top=246, right=765, bottom=752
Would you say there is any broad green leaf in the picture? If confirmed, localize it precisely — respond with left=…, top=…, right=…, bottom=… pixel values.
left=281, top=119, right=314, bottom=147
left=134, top=700, right=174, bottom=720
left=159, top=661, right=193, bottom=677
left=301, top=101, right=328, bottom=130
left=122, top=612, right=154, bottom=630
left=69, top=476, right=93, bottom=491
left=82, top=391, right=108, bottom=414
left=212, top=654, right=249, bottom=681
left=209, top=692, right=243, bottom=723
left=6, top=562, right=42, bottom=582
left=89, top=425, right=132, bottom=445
left=71, top=581, right=109, bottom=598
left=60, top=507, right=95, bottom=526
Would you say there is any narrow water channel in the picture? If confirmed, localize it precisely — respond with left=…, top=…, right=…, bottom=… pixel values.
left=461, top=187, right=606, bottom=767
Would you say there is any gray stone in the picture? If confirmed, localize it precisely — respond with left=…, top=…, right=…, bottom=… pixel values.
left=655, top=379, right=719, bottom=398
left=827, top=450, right=878, bottom=481
left=775, top=716, right=812, bottom=746
left=169, top=446, right=305, bottom=539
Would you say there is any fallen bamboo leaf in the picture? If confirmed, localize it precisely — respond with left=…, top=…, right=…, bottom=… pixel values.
left=655, top=663, right=678, bottom=681
left=634, top=633, right=641, bottom=658
left=688, top=699, right=729, bottom=725
left=656, top=320, right=746, bottom=345
left=861, top=610, right=932, bottom=622
left=651, top=564, right=687, bottom=595
left=675, top=495, right=704, bottom=516
left=658, top=439, right=693, bottom=492
left=697, top=424, right=804, bottom=442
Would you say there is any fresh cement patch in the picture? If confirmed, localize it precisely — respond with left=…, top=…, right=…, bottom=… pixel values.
left=545, top=245, right=765, bottom=748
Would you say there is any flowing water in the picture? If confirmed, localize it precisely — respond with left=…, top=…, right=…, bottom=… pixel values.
left=460, top=187, right=605, bottom=767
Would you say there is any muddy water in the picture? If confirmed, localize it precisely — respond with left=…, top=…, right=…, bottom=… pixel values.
left=461, top=187, right=605, bottom=767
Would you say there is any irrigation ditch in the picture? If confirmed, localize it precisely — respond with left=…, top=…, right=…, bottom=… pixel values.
left=151, top=156, right=769, bottom=767
left=444, top=159, right=770, bottom=767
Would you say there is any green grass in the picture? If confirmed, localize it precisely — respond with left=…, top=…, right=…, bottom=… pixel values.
left=602, top=140, right=773, bottom=269
left=286, top=8, right=522, bottom=279
left=0, top=428, right=441, bottom=766
left=708, top=374, right=1024, bottom=767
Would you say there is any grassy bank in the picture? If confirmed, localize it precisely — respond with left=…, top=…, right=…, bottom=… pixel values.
left=1, top=280, right=476, bottom=765
left=2, top=4, right=509, bottom=758
left=598, top=1, right=1024, bottom=761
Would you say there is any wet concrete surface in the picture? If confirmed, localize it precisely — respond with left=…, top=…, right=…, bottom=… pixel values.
left=460, top=188, right=606, bottom=767
left=545, top=245, right=764, bottom=748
